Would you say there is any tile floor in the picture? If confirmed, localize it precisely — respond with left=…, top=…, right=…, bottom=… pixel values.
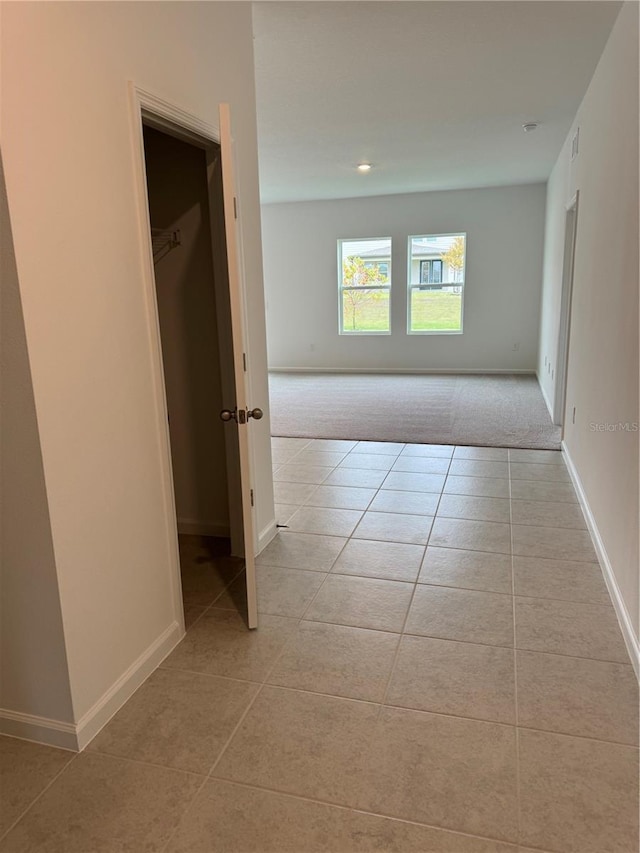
left=1, top=438, right=638, bottom=852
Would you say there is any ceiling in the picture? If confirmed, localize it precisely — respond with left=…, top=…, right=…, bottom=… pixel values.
left=252, top=1, right=621, bottom=203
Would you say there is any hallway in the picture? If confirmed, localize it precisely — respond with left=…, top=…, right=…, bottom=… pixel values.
left=1, top=439, right=638, bottom=852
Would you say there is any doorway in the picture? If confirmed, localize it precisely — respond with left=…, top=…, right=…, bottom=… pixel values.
left=141, top=121, right=249, bottom=626
left=553, top=192, right=579, bottom=430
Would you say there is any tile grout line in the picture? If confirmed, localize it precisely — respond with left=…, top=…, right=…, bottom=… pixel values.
left=299, top=470, right=377, bottom=514
left=264, top=445, right=629, bottom=669
left=76, top=748, right=210, bottom=779
left=245, top=682, right=383, bottom=709
left=291, top=516, right=354, bottom=622
left=261, top=553, right=607, bottom=600
left=332, top=575, right=609, bottom=607
left=209, top=446, right=629, bottom=716
left=150, top=527, right=302, bottom=853
left=264, top=522, right=599, bottom=565
left=0, top=750, right=79, bottom=843
left=205, top=680, right=266, bottom=782
left=81, top=680, right=640, bottom=798
left=182, top=606, right=208, bottom=632
left=188, top=559, right=247, bottom=624
left=157, top=663, right=261, bottom=687
left=152, top=656, right=640, bottom=747
left=272, top=437, right=316, bottom=468
left=3, top=529, right=274, bottom=850
left=160, top=486, right=347, bottom=853
left=509, top=448, right=524, bottom=850
left=272, top=512, right=361, bottom=658
left=160, top=604, right=294, bottom=853
left=162, top=500, right=364, bottom=850
left=375, top=449, right=454, bottom=720
left=273, top=450, right=417, bottom=725
left=157, top=770, right=215, bottom=852
left=308, top=565, right=608, bottom=602
left=245, top=610, right=634, bottom=666
left=203, top=507, right=359, bottom=789
left=418, top=539, right=597, bottom=564
left=201, top=773, right=527, bottom=850
left=145, top=444, right=629, bottom=850
left=165, top=442, right=625, bottom=851
left=8, top=443, right=612, bottom=850
left=222, top=683, right=638, bottom=752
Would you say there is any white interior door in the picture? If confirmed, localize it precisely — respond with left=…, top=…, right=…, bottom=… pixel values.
left=218, top=102, right=259, bottom=629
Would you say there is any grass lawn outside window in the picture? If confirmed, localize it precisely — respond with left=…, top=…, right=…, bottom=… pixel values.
left=343, top=289, right=462, bottom=333
left=410, top=289, right=463, bottom=332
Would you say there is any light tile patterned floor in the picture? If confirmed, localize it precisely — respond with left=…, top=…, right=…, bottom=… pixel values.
left=1, top=439, right=638, bottom=853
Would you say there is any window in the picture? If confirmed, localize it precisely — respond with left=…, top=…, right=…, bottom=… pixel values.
left=338, top=238, right=391, bottom=334
left=420, top=259, right=443, bottom=285
left=408, top=233, right=466, bottom=333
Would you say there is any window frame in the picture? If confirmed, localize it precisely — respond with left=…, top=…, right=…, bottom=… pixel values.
left=407, top=232, right=467, bottom=335
left=337, top=237, right=392, bottom=336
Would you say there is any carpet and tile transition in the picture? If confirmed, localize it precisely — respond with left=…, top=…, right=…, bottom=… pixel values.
left=269, top=372, right=562, bottom=450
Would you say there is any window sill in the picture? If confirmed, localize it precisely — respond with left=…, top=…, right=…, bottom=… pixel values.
left=339, top=331, right=392, bottom=336
left=407, top=330, right=464, bottom=336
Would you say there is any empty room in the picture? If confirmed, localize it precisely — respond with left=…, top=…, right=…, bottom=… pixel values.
left=1, top=2, right=638, bottom=852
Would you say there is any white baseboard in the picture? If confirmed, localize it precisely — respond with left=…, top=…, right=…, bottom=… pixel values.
left=562, top=442, right=640, bottom=677
left=1, top=622, right=185, bottom=751
left=75, top=620, right=183, bottom=750
left=269, top=367, right=536, bottom=375
left=257, top=519, right=278, bottom=554
left=177, top=518, right=230, bottom=538
left=537, top=372, right=555, bottom=420
left=0, top=709, right=79, bottom=751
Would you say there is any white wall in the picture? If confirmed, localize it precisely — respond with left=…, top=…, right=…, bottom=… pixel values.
left=1, top=155, right=75, bottom=735
left=1, top=1, right=274, bottom=739
left=144, top=127, right=230, bottom=537
left=538, top=2, right=639, bottom=652
left=262, top=184, right=546, bottom=371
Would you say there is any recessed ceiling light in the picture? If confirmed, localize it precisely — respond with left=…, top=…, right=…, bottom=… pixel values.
left=357, top=163, right=372, bottom=172
left=522, top=122, right=539, bottom=133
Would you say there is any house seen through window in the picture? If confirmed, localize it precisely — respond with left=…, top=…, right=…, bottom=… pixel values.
left=338, top=238, right=391, bottom=334
left=408, top=234, right=466, bottom=333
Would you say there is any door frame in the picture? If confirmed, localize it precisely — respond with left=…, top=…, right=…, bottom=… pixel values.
left=553, top=190, right=579, bottom=430
left=127, top=82, right=256, bottom=631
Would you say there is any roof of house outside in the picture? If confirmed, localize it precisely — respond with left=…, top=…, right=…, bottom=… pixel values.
left=342, top=235, right=465, bottom=261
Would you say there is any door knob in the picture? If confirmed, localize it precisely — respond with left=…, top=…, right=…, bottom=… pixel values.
left=220, top=407, right=262, bottom=422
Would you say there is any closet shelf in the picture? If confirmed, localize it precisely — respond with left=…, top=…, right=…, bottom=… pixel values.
left=151, top=228, right=181, bottom=263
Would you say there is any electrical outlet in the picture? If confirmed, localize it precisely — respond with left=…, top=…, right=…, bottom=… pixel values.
left=512, top=342, right=520, bottom=352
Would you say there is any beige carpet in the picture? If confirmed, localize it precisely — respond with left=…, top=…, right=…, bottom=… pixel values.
left=269, top=372, right=561, bottom=450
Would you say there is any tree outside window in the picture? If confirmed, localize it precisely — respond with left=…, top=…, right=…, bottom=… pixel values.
left=338, top=238, right=392, bottom=334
